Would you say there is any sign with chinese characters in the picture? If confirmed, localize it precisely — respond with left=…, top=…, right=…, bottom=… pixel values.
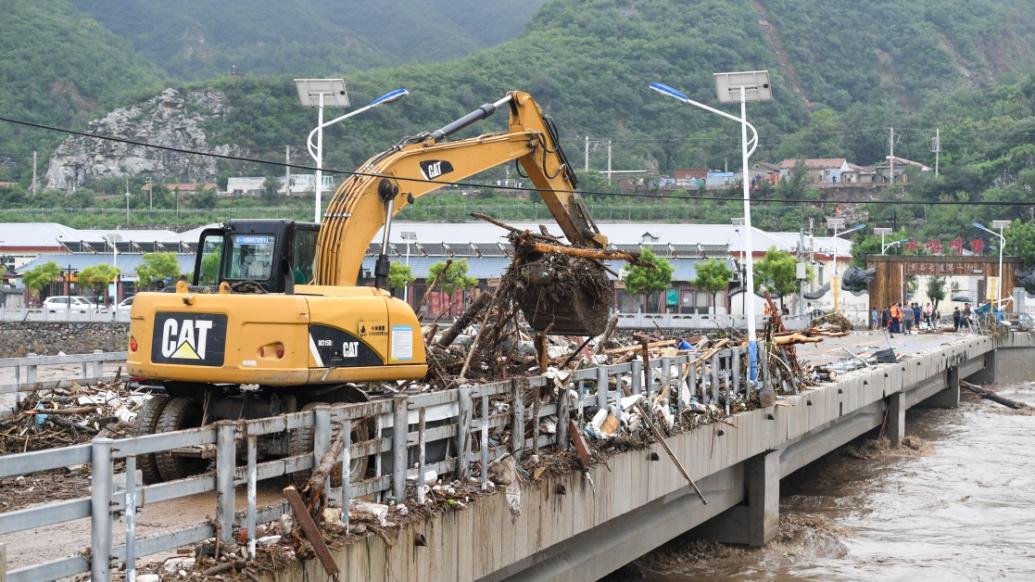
left=903, top=262, right=985, bottom=276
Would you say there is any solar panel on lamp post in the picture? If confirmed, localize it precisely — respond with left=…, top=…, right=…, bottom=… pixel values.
left=295, top=80, right=410, bottom=224
left=649, top=71, right=771, bottom=388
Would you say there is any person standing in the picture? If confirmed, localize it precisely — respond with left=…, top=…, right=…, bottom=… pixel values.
left=912, top=302, right=922, bottom=330
left=890, top=303, right=903, bottom=334
left=962, top=303, right=972, bottom=330
left=882, top=306, right=891, bottom=331
left=923, top=303, right=932, bottom=328
left=953, top=306, right=961, bottom=331
left=871, top=307, right=879, bottom=330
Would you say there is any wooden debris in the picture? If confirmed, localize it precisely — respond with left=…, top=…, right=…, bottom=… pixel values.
left=283, top=485, right=339, bottom=579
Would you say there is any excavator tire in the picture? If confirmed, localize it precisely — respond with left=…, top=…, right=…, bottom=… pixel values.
left=132, top=393, right=170, bottom=484
left=154, top=397, right=209, bottom=482
left=289, top=401, right=370, bottom=489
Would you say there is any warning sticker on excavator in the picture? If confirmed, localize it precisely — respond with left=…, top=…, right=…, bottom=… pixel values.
left=391, top=325, right=413, bottom=361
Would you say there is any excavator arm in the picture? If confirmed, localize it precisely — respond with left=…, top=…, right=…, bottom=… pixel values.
left=316, top=91, right=607, bottom=286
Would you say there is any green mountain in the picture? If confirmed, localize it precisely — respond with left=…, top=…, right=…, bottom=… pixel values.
left=73, top=0, right=548, bottom=79
left=0, top=0, right=163, bottom=176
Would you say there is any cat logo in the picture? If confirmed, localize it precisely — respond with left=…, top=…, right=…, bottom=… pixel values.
left=419, top=159, right=454, bottom=181
left=161, top=318, right=213, bottom=360
left=152, top=313, right=227, bottom=367
left=342, top=342, right=359, bottom=358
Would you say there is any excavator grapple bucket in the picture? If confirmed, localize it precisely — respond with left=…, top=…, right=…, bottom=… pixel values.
left=512, top=254, right=613, bottom=337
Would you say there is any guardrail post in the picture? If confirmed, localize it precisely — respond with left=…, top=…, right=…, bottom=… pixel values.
left=631, top=359, right=642, bottom=394
left=557, top=381, right=569, bottom=448
left=596, top=366, right=608, bottom=411
left=531, top=382, right=541, bottom=455
left=246, top=434, right=257, bottom=560
left=314, top=406, right=331, bottom=497
left=480, top=393, right=489, bottom=490
left=392, top=397, right=408, bottom=501
left=661, top=356, right=672, bottom=407
left=215, top=421, right=236, bottom=546
left=124, top=455, right=137, bottom=582
left=733, top=347, right=743, bottom=399
left=416, top=409, right=426, bottom=505
left=341, top=418, right=352, bottom=530
left=90, top=437, right=114, bottom=582
left=688, top=359, right=698, bottom=403
left=510, top=378, right=524, bottom=461
left=760, top=341, right=770, bottom=393
left=456, top=386, right=472, bottom=480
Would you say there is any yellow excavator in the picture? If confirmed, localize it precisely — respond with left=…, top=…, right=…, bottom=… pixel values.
left=127, top=91, right=610, bottom=483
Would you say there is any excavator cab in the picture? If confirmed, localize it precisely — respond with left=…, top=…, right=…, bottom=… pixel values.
left=192, top=219, right=319, bottom=293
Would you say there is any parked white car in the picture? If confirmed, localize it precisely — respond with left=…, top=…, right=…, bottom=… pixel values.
left=43, top=295, right=95, bottom=313
left=115, top=296, right=134, bottom=315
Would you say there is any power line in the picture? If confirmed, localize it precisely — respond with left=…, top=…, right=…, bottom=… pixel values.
left=1, top=113, right=1034, bottom=208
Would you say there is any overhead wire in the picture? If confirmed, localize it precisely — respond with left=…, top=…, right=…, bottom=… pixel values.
left=0, top=113, right=1033, bottom=208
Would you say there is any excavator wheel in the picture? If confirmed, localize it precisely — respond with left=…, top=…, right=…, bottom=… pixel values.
left=289, top=401, right=371, bottom=489
left=154, top=397, right=209, bottom=482
left=132, top=393, right=170, bottom=484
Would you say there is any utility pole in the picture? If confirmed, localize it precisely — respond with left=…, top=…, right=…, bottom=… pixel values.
left=888, top=127, right=895, bottom=186
left=31, top=150, right=38, bottom=194
left=147, top=177, right=153, bottom=210
left=584, top=136, right=589, bottom=171
left=285, top=145, right=291, bottom=195
left=125, top=178, right=130, bottom=224
left=606, top=139, right=612, bottom=184
left=932, top=128, right=940, bottom=178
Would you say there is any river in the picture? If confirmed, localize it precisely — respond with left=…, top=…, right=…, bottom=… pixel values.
left=610, top=381, right=1035, bottom=581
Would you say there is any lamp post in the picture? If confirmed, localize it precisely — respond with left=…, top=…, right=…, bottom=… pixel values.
left=295, top=80, right=409, bottom=223
left=400, top=231, right=417, bottom=303
left=973, top=220, right=1010, bottom=309
left=650, top=71, right=772, bottom=387
left=826, top=217, right=865, bottom=313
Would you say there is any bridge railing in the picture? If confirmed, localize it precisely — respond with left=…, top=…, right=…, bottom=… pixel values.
left=0, top=351, right=128, bottom=407
left=0, top=343, right=788, bottom=582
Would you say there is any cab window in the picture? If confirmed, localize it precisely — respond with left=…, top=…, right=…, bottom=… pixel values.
left=225, top=234, right=276, bottom=280
left=291, top=229, right=317, bottom=284
left=196, top=234, right=224, bottom=286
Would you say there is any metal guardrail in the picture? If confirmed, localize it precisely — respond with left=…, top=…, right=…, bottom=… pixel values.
left=0, top=351, right=129, bottom=406
left=0, top=344, right=777, bottom=582
left=617, top=312, right=813, bottom=331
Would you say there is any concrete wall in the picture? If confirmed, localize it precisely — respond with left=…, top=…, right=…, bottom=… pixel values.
left=0, top=322, right=128, bottom=357
left=993, top=333, right=1035, bottom=385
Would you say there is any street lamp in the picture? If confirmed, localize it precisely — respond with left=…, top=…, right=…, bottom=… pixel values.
left=650, top=70, right=771, bottom=388
left=400, top=231, right=417, bottom=303
left=295, top=80, right=409, bottom=223
left=827, top=217, right=865, bottom=313
left=973, top=220, right=1011, bottom=310
left=103, top=233, right=122, bottom=307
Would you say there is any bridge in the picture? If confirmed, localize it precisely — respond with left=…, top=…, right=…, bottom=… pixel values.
left=0, top=331, right=1029, bottom=581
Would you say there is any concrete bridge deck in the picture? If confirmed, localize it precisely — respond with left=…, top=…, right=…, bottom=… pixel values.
left=258, top=332, right=1022, bottom=582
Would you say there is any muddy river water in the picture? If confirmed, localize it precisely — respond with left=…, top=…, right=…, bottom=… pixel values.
left=613, top=381, right=1035, bottom=581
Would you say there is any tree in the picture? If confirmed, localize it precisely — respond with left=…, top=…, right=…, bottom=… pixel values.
left=1005, top=219, right=1035, bottom=267
left=692, top=258, right=733, bottom=313
left=623, top=248, right=673, bottom=309
left=427, top=259, right=477, bottom=295
left=192, top=187, right=218, bottom=209
left=754, top=247, right=809, bottom=309
left=22, top=261, right=61, bottom=302
left=137, top=252, right=181, bottom=287
left=199, top=252, right=221, bottom=285
left=78, top=264, right=120, bottom=305
left=261, top=175, right=281, bottom=204
left=388, top=262, right=415, bottom=296
left=927, top=276, right=946, bottom=313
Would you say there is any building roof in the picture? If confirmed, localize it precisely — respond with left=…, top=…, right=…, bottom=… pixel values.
left=874, top=156, right=931, bottom=171
left=778, top=158, right=848, bottom=170
left=0, top=223, right=80, bottom=249
left=18, top=253, right=196, bottom=280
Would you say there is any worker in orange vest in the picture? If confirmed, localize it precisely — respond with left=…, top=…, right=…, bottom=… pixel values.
left=889, top=303, right=903, bottom=334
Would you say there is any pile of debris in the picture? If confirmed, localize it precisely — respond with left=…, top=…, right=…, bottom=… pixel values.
left=0, top=379, right=147, bottom=453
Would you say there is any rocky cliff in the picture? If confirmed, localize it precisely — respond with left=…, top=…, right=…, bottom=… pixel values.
left=45, top=88, right=237, bottom=191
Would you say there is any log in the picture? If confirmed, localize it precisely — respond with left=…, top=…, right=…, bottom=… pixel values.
left=415, top=258, right=452, bottom=315
left=24, top=406, right=99, bottom=415
left=604, top=339, right=676, bottom=355
left=771, top=334, right=823, bottom=346
left=436, top=291, right=494, bottom=348
left=304, top=428, right=346, bottom=502
left=961, top=380, right=1029, bottom=410
left=524, top=241, right=642, bottom=264
left=592, top=315, right=620, bottom=355
left=283, top=485, right=340, bottom=578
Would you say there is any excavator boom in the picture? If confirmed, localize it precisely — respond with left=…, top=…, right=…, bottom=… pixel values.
left=316, top=91, right=607, bottom=287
